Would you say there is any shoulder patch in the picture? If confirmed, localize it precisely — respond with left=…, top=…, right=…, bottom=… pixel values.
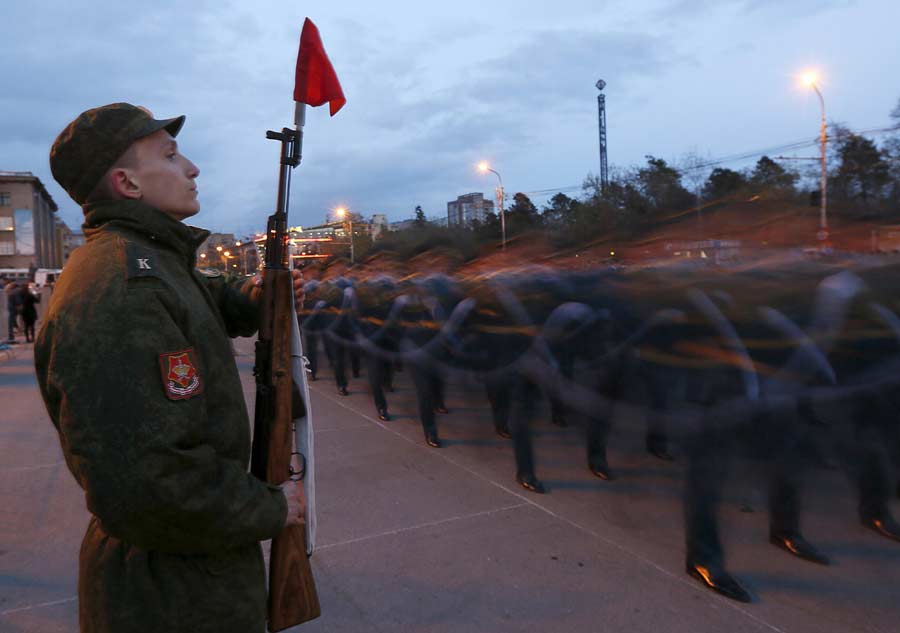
left=159, top=348, right=203, bottom=400
left=195, top=267, right=222, bottom=278
left=125, top=241, right=161, bottom=279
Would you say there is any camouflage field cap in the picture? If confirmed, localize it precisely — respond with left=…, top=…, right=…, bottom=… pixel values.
left=49, top=103, right=185, bottom=205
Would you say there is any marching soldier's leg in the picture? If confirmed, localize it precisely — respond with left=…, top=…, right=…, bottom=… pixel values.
left=586, top=354, right=624, bottom=480
left=350, top=347, right=361, bottom=378
left=549, top=348, right=573, bottom=427
left=432, top=372, right=448, bottom=414
left=766, top=409, right=830, bottom=564
left=841, top=394, right=900, bottom=542
left=510, top=376, right=544, bottom=493
left=683, top=406, right=751, bottom=603
left=412, top=361, right=441, bottom=448
left=366, top=349, right=389, bottom=421
left=486, top=374, right=512, bottom=439
left=325, top=336, right=348, bottom=395
left=644, top=364, right=674, bottom=461
left=855, top=440, right=900, bottom=542
left=383, top=357, right=395, bottom=392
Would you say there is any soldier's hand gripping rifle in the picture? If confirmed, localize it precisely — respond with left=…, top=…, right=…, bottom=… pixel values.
left=250, top=17, right=345, bottom=632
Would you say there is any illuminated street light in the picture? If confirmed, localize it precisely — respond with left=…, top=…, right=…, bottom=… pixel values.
left=477, top=161, right=506, bottom=249
left=801, top=70, right=829, bottom=245
left=334, top=206, right=354, bottom=263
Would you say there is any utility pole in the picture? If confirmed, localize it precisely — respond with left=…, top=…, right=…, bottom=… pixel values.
left=596, top=79, right=609, bottom=193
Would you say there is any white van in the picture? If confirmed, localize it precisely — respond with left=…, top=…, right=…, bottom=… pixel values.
left=34, top=268, right=63, bottom=287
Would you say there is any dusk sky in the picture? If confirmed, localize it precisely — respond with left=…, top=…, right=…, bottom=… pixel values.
left=2, top=0, right=898, bottom=237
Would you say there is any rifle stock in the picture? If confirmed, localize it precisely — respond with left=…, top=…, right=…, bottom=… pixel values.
left=262, top=269, right=320, bottom=631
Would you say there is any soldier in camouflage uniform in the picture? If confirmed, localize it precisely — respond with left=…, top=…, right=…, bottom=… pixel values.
left=35, top=103, right=304, bottom=633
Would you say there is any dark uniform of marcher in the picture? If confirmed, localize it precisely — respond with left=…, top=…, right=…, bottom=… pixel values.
left=36, top=103, right=304, bottom=633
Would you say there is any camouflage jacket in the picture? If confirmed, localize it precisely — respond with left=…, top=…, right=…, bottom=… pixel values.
left=34, top=199, right=287, bottom=633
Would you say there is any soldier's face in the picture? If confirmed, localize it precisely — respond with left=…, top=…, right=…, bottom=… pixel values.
left=130, top=130, right=200, bottom=222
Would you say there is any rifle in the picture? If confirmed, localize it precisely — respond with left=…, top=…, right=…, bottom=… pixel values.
left=250, top=107, right=321, bottom=631
left=250, top=19, right=344, bottom=630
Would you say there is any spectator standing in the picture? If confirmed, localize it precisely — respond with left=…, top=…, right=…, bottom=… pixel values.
left=20, top=283, right=41, bottom=343
left=5, top=280, right=22, bottom=342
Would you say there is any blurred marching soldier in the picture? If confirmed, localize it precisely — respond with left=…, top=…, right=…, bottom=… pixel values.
left=316, top=261, right=357, bottom=396
left=352, top=267, right=406, bottom=422
left=804, top=265, right=900, bottom=543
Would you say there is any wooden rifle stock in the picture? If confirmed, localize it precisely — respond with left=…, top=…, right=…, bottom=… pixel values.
left=251, top=123, right=320, bottom=631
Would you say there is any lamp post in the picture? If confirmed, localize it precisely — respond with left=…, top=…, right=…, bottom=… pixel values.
left=478, top=161, right=506, bottom=249
left=802, top=72, right=828, bottom=244
left=335, top=206, right=354, bottom=263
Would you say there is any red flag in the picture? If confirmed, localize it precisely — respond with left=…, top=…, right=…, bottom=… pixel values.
left=294, top=18, right=346, bottom=116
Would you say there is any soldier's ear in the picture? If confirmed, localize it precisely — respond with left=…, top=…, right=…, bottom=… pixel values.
left=108, top=167, right=142, bottom=200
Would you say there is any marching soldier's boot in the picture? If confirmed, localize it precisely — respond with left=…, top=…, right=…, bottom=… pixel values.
left=685, top=562, right=752, bottom=603
left=861, top=514, right=900, bottom=542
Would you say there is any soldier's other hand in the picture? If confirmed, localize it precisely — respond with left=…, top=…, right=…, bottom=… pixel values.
left=250, top=270, right=303, bottom=308
left=280, top=480, right=306, bottom=528
left=292, top=268, right=304, bottom=309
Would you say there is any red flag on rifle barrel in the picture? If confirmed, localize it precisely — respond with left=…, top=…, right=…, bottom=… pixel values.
left=294, top=18, right=346, bottom=116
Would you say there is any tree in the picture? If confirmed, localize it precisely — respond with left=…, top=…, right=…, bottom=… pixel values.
left=414, top=205, right=426, bottom=226
left=541, top=192, right=578, bottom=225
left=504, top=192, right=540, bottom=236
left=702, top=167, right=747, bottom=200
left=636, top=156, right=695, bottom=215
left=748, top=156, right=796, bottom=192
left=832, top=132, right=890, bottom=203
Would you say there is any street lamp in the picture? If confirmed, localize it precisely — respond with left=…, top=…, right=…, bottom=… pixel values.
left=802, top=71, right=828, bottom=244
left=335, top=206, right=354, bottom=263
left=478, top=161, right=506, bottom=249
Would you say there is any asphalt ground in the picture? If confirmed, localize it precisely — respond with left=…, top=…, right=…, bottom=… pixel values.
left=2, top=336, right=899, bottom=633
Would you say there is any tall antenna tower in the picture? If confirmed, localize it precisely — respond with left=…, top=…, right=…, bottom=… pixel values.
left=596, top=79, right=608, bottom=192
